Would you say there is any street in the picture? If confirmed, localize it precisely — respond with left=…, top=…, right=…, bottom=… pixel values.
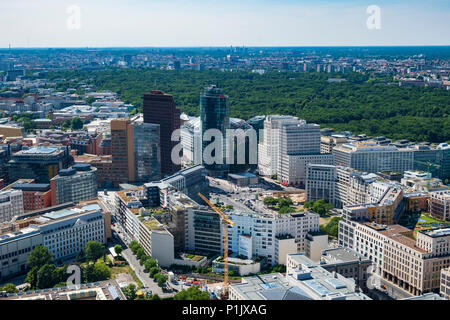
left=110, top=223, right=176, bottom=299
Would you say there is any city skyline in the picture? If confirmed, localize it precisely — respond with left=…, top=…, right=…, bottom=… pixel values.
left=0, top=0, right=449, bottom=48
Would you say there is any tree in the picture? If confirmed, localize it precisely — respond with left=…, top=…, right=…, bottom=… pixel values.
left=0, top=283, right=18, bottom=293
left=135, top=248, right=145, bottom=260
left=122, top=284, right=137, bottom=300
left=27, top=245, right=53, bottom=270
left=263, top=197, right=278, bottom=206
left=129, top=240, right=140, bottom=254
left=61, top=119, right=71, bottom=131
left=144, top=258, right=157, bottom=271
left=322, top=217, right=342, bottom=238
left=85, top=96, right=96, bottom=105
left=84, top=263, right=111, bottom=282
left=303, top=200, right=314, bottom=209
left=154, top=273, right=167, bottom=288
left=149, top=294, right=161, bottom=300
left=84, top=241, right=105, bottom=263
left=71, top=117, right=83, bottom=130
left=25, top=266, right=39, bottom=288
left=311, top=199, right=333, bottom=216
left=114, top=244, right=123, bottom=256
left=149, top=267, right=160, bottom=278
left=173, top=286, right=210, bottom=300
left=279, top=206, right=295, bottom=214
left=37, top=264, right=59, bottom=289
left=139, top=255, right=149, bottom=266
left=278, top=197, right=293, bottom=208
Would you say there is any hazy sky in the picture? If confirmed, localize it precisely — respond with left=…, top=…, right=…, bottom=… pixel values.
left=0, top=0, right=449, bottom=47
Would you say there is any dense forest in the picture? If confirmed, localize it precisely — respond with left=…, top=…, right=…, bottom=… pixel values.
left=46, top=69, right=450, bottom=143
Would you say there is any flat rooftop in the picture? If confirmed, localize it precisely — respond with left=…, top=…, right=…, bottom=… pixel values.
left=321, top=247, right=370, bottom=264
left=0, top=280, right=125, bottom=300
left=419, top=228, right=450, bottom=238
left=21, top=147, right=58, bottom=154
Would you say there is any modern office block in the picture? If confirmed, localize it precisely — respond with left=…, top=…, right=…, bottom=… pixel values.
left=7, top=146, right=73, bottom=183
left=50, top=163, right=98, bottom=206
left=110, top=116, right=160, bottom=186
left=143, top=90, right=181, bottom=176
left=200, top=85, right=230, bottom=177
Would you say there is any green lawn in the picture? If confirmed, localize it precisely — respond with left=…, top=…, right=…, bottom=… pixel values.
left=399, top=212, right=450, bottom=238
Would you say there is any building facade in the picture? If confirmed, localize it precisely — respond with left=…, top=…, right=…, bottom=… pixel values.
left=7, top=146, right=73, bottom=183
left=0, top=189, right=24, bottom=223
left=50, top=163, right=98, bottom=206
left=143, top=90, right=181, bottom=177
left=110, top=116, right=161, bottom=186
left=200, top=85, right=230, bottom=177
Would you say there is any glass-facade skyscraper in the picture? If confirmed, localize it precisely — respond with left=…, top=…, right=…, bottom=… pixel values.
left=200, top=85, right=230, bottom=177
left=143, top=90, right=181, bottom=177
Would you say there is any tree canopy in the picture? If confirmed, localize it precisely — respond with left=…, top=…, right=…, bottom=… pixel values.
left=46, top=68, right=450, bottom=143
left=27, top=245, right=53, bottom=270
left=173, top=285, right=210, bottom=300
left=84, top=241, right=105, bottom=263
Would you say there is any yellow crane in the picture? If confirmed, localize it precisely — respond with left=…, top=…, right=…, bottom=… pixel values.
left=198, top=192, right=235, bottom=295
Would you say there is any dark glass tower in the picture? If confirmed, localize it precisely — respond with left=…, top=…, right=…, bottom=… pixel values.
left=200, top=85, right=230, bottom=177
left=143, top=90, right=181, bottom=177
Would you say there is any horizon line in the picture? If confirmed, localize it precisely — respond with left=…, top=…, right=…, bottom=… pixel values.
left=1, top=45, right=450, bottom=50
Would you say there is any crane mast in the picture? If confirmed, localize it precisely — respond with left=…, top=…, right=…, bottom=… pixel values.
left=198, top=193, right=235, bottom=296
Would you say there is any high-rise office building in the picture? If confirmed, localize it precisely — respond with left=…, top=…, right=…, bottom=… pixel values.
left=143, top=90, right=181, bottom=177
left=259, top=116, right=332, bottom=186
left=258, top=115, right=298, bottom=177
left=200, top=85, right=230, bottom=177
left=111, top=116, right=161, bottom=186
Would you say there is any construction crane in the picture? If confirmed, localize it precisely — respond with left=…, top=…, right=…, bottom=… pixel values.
left=198, top=192, right=235, bottom=297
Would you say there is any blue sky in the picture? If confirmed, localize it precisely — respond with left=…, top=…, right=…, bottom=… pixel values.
left=0, top=0, right=449, bottom=47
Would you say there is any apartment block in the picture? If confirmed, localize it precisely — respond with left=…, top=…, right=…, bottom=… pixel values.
left=114, top=184, right=208, bottom=267
left=429, top=190, right=450, bottom=221
left=279, top=154, right=333, bottom=187
left=227, top=211, right=320, bottom=265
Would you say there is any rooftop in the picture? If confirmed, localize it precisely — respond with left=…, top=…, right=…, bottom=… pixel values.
left=0, top=280, right=125, bottom=300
